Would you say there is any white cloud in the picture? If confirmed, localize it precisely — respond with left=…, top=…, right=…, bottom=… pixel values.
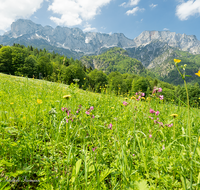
left=163, top=28, right=169, bottom=31
left=48, top=0, right=112, bottom=27
left=126, top=7, right=145, bottom=15
left=0, top=0, right=44, bottom=31
left=119, top=2, right=126, bottom=7
left=83, top=23, right=97, bottom=32
left=120, top=0, right=140, bottom=7
left=129, top=0, right=140, bottom=6
left=176, top=0, right=200, bottom=20
left=150, top=3, right=158, bottom=8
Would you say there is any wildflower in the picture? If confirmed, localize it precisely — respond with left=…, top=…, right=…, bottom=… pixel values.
left=111, top=107, right=114, bottom=109
left=108, top=123, right=113, bottom=129
left=124, top=97, right=128, bottom=100
left=76, top=111, right=79, bottom=113
left=92, top=147, right=97, bottom=152
left=135, top=92, right=138, bottom=95
left=141, top=93, right=145, bottom=97
left=149, top=134, right=152, bottom=138
left=123, top=101, right=128, bottom=106
left=174, top=59, right=181, bottom=63
left=37, top=99, right=42, bottom=104
left=158, top=122, right=163, bottom=127
left=149, top=108, right=155, bottom=114
left=168, top=123, right=173, bottom=127
left=162, top=145, right=165, bottom=150
left=65, top=118, right=69, bottom=123
left=149, top=116, right=153, bottom=120
left=63, top=95, right=71, bottom=99
left=10, top=102, right=14, bottom=105
left=90, top=106, right=94, bottom=110
left=158, top=88, right=162, bottom=92
left=195, top=70, right=200, bottom=77
left=133, top=154, right=135, bottom=156
left=198, top=136, right=200, bottom=143
left=85, top=111, right=90, bottom=115
left=159, top=95, right=164, bottom=100
left=92, top=115, right=95, bottom=119
left=170, top=114, right=178, bottom=118
left=156, top=111, right=160, bottom=116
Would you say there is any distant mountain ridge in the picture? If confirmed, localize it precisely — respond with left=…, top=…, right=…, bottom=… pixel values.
left=1, top=19, right=200, bottom=72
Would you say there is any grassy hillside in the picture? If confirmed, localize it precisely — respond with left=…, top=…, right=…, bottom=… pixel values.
left=81, top=47, right=153, bottom=76
left=149, top=49, right=200, bottom=85
left=0, top=73, right=200, bottom=189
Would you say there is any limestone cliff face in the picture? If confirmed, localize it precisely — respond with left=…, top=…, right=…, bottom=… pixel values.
left=1, top=19, right=200, bottom=67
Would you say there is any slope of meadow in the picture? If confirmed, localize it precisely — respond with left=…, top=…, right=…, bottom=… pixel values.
left=0, top=73, right=200, bottom=189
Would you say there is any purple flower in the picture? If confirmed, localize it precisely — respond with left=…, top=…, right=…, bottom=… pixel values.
left=133, top=154, right=135, bottom=156
left=90, top=106, right=94, bottom=110
left=158, top=88, right=162, bottom=92
left=123, top=101, right=128, bottom=106
left=149, top=134, right=152, bottom=138
left=159, top=95, right=164, bottom=100
left=141, top=93, right=145, bottom=97
left=156, top=111, right=160, bottom=116
left=150, top=108, right=155, bottom=114
left=85, top=111, right=90, bottom=115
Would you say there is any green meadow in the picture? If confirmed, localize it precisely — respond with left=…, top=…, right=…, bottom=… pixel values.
left=0, top=73, right=200, bottom=189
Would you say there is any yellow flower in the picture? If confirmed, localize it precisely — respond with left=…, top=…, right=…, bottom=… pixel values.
left=198, top=136, right=200, bottom=143
left=37, top=99, right=43, bottom=104
left=170, top=114, right=178, bottom=118
left=10, top=102, right=14, bottom=105
left=111, top=107, right=114, bottom=109
left=174, top=59, right=181, bottom=63
left=124, top=97, right=128, bottom=100
left=63, top=95, right=71, bottom=99
left=195, top=70, right=200, bottom=77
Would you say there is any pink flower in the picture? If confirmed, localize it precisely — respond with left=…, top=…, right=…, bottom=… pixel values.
left=76, top=111, right=79, bottom=113
left=159, top=95, right=164, bottom=100
left=149, top=134, right=152, bottom=138
left=108, top=123, right=113, bottom=129
left=92, top=148, right=95, bottom=152
left=135, top=92, right=138, bottom=95
left=123, top=101, right=128, bottom=106
left=90, top=106, right=94, bottom=110
left=153, top=87, right=157, bottom=94
left=158, top=122, right=163, bottom=127
left=141, top=93, right=145, bottom=97
left=158, top=88, right=162, bottom=92
left=150, top=108, right=155, bottom=114
left=156, top=111, right=160, bottom=116
left=149, top=116, right=153, bottom=120
left=92, top=115, right=95, bottom=119
left=162, top=145, right=165, bottom=150
left=154, top=120, right=157, bottom=124
left=61, top=107, right=65, bottom=111
left=85, top=111, right=90, bottom=115
left=65, top=118, right=68, bottom=123
left=168, top=123, right=173, bottom=127
left=133, top=154, right=135, bottom=156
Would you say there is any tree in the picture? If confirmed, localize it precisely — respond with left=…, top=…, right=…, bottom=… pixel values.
left=132, top=77, right=150, bottom=93
left=37, top=56, right=52, bottom=79
left=0, top=46, right=13, bottom=74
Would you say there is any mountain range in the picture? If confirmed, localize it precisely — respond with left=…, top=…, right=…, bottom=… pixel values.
left=0, top=19, right=200, bottom=85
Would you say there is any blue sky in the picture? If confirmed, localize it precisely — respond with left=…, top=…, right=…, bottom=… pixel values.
left=0, top=0, right=200, bottom=40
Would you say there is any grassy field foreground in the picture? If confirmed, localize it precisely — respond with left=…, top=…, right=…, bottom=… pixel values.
left=0, top=73, right=200, bottom=189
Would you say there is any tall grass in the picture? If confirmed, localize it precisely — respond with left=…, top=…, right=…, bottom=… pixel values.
left=0, top=73, right=200, bottom=189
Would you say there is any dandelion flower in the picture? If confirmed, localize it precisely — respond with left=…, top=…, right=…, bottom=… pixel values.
left=198, top=136, right=200, bottom=143
left=63, top=95, right=71, bottom=99
left=10, top=102, right=14, bottom=105
left=174, top=59, right=181, bottom=63
left=195, top=70, right=200, bottom=77
left=170, top=114, right=178, bottom=118
left=37, top=99, right=42, bottom=104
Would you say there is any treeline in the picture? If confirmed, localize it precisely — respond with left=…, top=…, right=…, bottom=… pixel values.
left=0, top=44, right=199, bottom=107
